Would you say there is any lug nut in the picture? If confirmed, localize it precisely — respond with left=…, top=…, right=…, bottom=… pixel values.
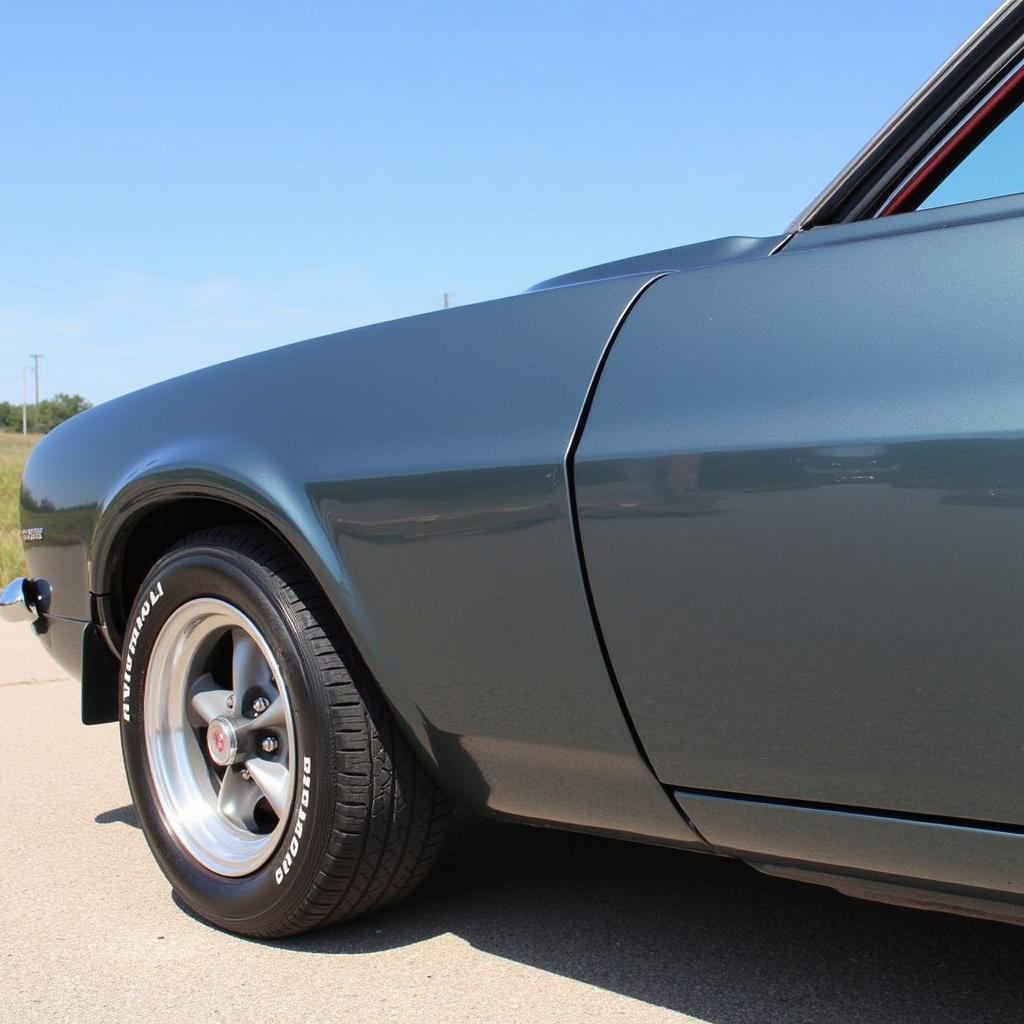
left=260, top=736, right=279, bottom=754
left=240, top=768, right=251, bottom=780
left=251, top=696, right=270, bottom=716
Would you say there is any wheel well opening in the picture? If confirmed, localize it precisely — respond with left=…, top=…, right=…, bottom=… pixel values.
left=105, top=498, right=280, bottom=650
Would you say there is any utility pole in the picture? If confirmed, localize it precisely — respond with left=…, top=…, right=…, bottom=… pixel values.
left=21, top=366, right=27, bottom=435
left=30, top=353, right=42, bottom=434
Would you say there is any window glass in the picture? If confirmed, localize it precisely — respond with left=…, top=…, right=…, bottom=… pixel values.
left=919, top=100, right=1024, bottom=210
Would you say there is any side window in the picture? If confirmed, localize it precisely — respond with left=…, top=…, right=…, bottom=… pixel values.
left=920, top=102, right=1024, bottom=210
left=883, top=67, right=1024, bottom=216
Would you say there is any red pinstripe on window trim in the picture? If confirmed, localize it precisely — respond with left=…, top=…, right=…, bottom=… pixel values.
left=882, top=62, right=1024, bottom=216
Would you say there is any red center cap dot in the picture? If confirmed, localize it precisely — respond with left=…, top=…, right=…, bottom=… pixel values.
left=207, top=718, right=236, bottom=766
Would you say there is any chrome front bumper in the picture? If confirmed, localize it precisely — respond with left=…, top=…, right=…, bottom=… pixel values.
left=1, top=577, right=51, bottom=623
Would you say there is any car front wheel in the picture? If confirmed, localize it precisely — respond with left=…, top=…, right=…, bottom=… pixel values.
left=119, top=525, right=452, bottom=937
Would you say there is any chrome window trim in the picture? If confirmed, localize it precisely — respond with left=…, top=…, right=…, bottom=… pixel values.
left=876, top=53, right=1024, bottom=217
left=789, top=0, right=1024, bottom=232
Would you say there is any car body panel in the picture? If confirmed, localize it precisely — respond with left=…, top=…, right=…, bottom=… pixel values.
left=575, top=192, right=1024, bottom=826
left=679, top=791, right=1024, bottom=919
left=21, top=270, right=719, bottom=847
left=529, top=235, right=780, bottom=292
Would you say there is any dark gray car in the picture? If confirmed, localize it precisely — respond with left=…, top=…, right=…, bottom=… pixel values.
left=7, top=1, right=1024, bottom=937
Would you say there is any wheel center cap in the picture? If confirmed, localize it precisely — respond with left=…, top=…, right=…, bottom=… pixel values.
left=206, top=717, right=238, bottom=767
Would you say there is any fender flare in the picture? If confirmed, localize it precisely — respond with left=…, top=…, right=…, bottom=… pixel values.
left=87, top=446, right=441, bottom=777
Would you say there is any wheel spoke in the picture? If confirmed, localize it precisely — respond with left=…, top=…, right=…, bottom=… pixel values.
left=189, top=673, right=230, bottom=724
left=255, top=696, right=286, bottom=729
left=245, top=758, right=291, bottom=820
left=232, top=696, right=288, bottom=745
left=217, top=767, right=262, bottom=830
left=231, top=629, right=268, bottom=704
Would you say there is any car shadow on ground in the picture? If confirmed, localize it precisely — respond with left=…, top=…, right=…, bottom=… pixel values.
left=104, top=803, right=1024, bottom=1023
left=95, top=804, right=142, bottom=827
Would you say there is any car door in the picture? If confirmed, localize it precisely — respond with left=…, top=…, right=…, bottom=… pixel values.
left=575, top=184, right=1024, bottom=828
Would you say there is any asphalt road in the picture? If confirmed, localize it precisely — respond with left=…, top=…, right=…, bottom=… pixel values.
left=3, top=621, right=1024, bottom=1024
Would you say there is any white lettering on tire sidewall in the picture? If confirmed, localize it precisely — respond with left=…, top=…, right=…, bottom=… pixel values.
left=275, top=756, right=312, bottom=885
left=121, top=580, right=165, bottom=722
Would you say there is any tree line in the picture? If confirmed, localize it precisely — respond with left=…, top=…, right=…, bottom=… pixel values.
left=0, top=394, right=92, bottom=434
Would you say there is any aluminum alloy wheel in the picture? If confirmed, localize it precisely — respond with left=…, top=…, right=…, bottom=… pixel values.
left=143, top=598, right=297, bottom=876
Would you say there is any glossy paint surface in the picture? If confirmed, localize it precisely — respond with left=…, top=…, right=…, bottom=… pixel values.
left=20, top=270, right=707, bottom=846
left=576, top=194, right=1024, bottom=825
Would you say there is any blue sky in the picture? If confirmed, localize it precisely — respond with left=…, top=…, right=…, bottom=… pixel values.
left=0, top=1, right=996, bottom=406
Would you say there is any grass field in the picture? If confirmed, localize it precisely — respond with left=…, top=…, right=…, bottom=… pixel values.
left=0, top=434, right=39, bottom=582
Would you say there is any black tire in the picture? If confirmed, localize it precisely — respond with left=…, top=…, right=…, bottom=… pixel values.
left=119, top=525, right=452, bottom=937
